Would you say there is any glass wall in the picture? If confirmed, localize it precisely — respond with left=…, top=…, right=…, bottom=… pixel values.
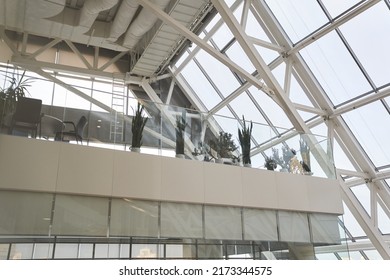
left=0, top=190, right=344, bottom=260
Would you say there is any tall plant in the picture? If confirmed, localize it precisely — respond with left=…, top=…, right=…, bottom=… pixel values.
left=209, top=131, right=238, bottom=160
left=175, top=110, right=187, bottom=156
left=238, top=115, right=253, bottom=165
left=0, top=70, right=31, bottom=126
left=131, top=102, right=148, bottom=149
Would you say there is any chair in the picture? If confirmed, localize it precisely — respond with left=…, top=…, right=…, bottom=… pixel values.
left=9, top=97, right=42, bottom=138
left=55, top=116, right=88, bottom=144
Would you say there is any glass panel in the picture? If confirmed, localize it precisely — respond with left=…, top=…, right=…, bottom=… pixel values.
left=300, top=31, right=372, bottom=105
left=229, top=92, right=267, bottom=126
left=343, top=101, right=390, bottom=167
left=249, top=86, right=293, bottom=129
left=377, top=203, right=390, bottom=235
left=51, top=194, right=109, bottom=236
left=315, top=252, right=338, bottom=260
left=166, top=244, right=186, bottom=258
left=54, top=75, right=92, bottom=110
left=321, top=0, right=361, bottom=18
left=27, top=74, right=54, bottom=106
left=265, top=0, right=328, bottom=43
left=95, top=244, right=120, bottom=259
left=79, top=243, right=93, bottom=259
left=225, top=42, right=256, bottom=74
left=180, top=59, right=222, bottom=110
left=204, top=205, right=242, bottom=240
left=0, top=244, right=9, bottom=260
left=33, top=243, right=53, bottom=259
left=278, top=211, right=310, bottom=243
left=351, top=185, right=371, bottom=217
left=196, top=50, right=241, bottom=98
left=160, top=202, right=203, bottom=239
left=363, top=250, right=382, bottom=260
left=120, top=244, right=130, bottom=259
left=243, top=209, right=278, bottom=241
left=227, top=244, right=253, bottom=259
left=341, top=202, right=366, bottom=237
left=9, top=243, right=33, bottom=260
left=0, top=190, right=52, bottom=235
left=54, top=243, right=78, bottom=259
left=339, top=2, right=390, bottom=86
left=310, top=213, right=341, bottom=244
left=131, top=244, right=162, bottom=259
left=210, top=23, right=234, bottom=49
left=198, top=243, right=223, bottom=259
left=110, top=198, right=158, bottom=237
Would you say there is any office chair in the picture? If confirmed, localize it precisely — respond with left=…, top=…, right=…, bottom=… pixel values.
left=9, top=97, right=42, bottom=138
left=55, top=115, right=88, bottom=144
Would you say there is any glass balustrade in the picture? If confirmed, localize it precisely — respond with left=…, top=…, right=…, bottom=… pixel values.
left=0, top=93, right=335, bottom=178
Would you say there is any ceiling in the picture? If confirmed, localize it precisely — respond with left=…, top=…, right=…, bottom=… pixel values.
left=0, top=0, right=213, bottom=76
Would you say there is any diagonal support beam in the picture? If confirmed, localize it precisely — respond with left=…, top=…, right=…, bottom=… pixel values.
left=65, top=40, right=93, bottom=70
left=134, top=0, right=269, bottom=93
left=211, top=0, right=307, bottom=132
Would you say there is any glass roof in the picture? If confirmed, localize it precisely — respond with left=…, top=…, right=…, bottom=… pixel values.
left=173, top=0, right=390, bottom=259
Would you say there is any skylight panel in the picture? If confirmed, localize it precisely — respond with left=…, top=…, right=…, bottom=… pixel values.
left=264, top=0, right=329, bottom=43
left=339, top=1, right=390, bottom=87
left=180, top=59, right=222, bottom=110
left=321, top=0, right=362, bottom=18
left=300, top=31, right=372, bottom=106
left=248, top=86, right=293, bottom=130
left=196, top=50, right=241, bottom=98
left=342, top=101, right=390, bottom=167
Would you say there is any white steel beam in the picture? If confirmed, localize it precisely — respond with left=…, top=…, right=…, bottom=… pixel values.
left=28, top=38, right=62, bottom=59
left=338, top=177, right=390, bottom=259
left=332, top=87, right=390, bottom=117
left=173, top=0, right=244, bottom=76
left=134, top=0, right=269, bottom=93
left=252, top=0, right=390, bottom=258
left=211, top=0, right=307, bottom=132
left=99, top=51, right=128, bottom=71
left=65, top=40, right=93, bottom=70
left=12, top=55, right=125, bottom=80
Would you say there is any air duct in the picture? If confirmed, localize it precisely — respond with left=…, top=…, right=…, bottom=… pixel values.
left=79, top=0, right=119, bottom=27
left=123, top=0, right=170, bottom=49
left=108, top=0, right=139, bottom=42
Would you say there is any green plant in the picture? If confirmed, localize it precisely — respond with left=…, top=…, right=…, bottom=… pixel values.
left=131, top=102, right=147, bottom=149
left=209, top=131, right=238, bottom=159
left=0, top=70, right=32, bottom=126
left=175, top=111, right=187, bottom=155
left=264, top=156, right=277, bottom=171
left=238, top=115, right=253, bottom=165
left=272, top=146, right=295, bottom=171
left=299, top=136, right=311, bottom=170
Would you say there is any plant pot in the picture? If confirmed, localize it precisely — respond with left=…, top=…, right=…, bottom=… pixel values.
left=244, top=163, right=252, bottom=168
left=175, top=154, right=185, bottom=159
left=131, top=147, right=141, bottom=153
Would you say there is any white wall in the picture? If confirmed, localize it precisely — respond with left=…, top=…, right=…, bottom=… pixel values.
left=0, top=135, right=343, bottom=214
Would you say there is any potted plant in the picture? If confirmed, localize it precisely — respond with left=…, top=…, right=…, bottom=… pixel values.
left=238, top=116, right=253, bottom=167
left=131, top=102, right=147, bottom=152
left=175, top=111, right=187, bottom=158
left=264, top=156, right=277, bottom=171
left=209, top=131, right=238, bottom=164
left=272, top=146, right=295, bottom=172
left=0, top=70, right=31, bottom=129
left=299, top=137, right=313, bottom=175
